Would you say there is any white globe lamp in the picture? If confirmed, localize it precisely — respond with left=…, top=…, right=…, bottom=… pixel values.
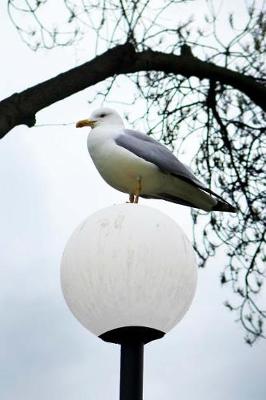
left=61, top=204, right=197, bottom=400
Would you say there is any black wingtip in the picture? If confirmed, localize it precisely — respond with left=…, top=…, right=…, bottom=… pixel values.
left=212, top=201, right=237, bottom=213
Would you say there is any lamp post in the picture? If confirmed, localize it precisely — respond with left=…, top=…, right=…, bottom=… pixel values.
left=61, top=204, right=197, bottom=400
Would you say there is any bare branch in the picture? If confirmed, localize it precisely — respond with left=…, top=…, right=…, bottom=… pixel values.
left=1, top=43, right=265, bottom=139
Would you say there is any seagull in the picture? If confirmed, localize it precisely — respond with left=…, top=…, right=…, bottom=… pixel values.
left=76, top=107, right=236, bottom=212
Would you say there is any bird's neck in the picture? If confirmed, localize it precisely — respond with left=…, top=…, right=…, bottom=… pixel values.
left=95, top=122, right=124, bottom=129
left=88, top=125, right=123, bottom=146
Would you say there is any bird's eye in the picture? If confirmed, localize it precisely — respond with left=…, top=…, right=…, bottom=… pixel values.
left=99, top=113, right=106, bottom=118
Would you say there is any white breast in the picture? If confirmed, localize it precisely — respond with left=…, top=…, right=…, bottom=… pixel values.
left=87, top=127, right=163, bottom=194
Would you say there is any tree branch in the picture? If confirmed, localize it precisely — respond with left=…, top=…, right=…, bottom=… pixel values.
left=1, top=43, right=265, bottom=139
left=0, top=43, right=136, bottom=139
left=126, top=50, right=266, bottom=112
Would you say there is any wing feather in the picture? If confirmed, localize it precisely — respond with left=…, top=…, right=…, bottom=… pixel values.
left=115, top=129, right=205, bottom=188
left=115, top=129, right=236, bottom=212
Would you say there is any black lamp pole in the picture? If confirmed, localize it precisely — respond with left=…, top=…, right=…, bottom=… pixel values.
left=100, top=326, right=165, bottom=400
left=120, top=342, right=144, bottom=400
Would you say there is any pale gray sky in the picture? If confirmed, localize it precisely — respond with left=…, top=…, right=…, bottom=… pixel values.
left=0, top=1, right=265, bottom=400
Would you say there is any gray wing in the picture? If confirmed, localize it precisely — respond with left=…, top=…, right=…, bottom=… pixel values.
left=115, top=129, right=236, bottom=212
left=115, top=129, right=206, bottom=189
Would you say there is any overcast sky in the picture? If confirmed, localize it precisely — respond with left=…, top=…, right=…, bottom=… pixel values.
left=0, top=1, right=265, bottom=400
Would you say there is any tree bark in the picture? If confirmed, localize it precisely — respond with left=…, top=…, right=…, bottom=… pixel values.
left=0, top=42, right=265, bottom=139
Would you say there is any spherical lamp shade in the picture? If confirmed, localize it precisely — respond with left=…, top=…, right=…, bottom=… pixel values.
left=61, top=204, right=197, bottom=343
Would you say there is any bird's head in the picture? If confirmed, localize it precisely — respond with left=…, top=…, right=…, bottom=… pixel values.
left=76, top=107, right=124, bottom=129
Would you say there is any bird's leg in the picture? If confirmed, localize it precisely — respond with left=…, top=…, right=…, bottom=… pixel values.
left=127, top=193, right=134, bottom=203
left=134, top=177, right=142, bottom=204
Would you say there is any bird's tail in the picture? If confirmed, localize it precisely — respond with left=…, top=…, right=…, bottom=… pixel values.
left=212, top=200, right=237, bottom=213
left=201, top=186, right=237, bottom=213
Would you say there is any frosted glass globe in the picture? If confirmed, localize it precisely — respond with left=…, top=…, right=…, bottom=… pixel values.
left=61, top=204, right=197, bottom=338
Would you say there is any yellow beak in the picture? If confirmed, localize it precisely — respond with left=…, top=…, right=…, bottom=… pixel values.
left=76, top=119, right=96, bottom=128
